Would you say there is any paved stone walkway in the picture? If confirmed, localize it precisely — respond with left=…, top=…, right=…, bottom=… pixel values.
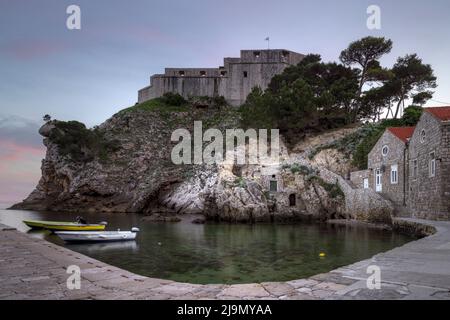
left=1, top=219, right=450, bottom=300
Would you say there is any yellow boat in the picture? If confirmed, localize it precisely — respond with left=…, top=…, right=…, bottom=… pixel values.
left=23, top=220, right=107, bottom=231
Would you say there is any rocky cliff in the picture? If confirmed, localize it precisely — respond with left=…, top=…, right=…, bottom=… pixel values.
left=11, top=100, right=393, bottom=223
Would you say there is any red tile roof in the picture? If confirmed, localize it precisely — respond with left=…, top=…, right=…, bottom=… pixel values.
left=387, top=127, right=415, bottom=143
left=425, top=106, right=450, bottom=121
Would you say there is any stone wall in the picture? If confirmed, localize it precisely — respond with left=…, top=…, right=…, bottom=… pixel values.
left=408, top=112, right=449, bottom=220
left=350, top=170, right=370, bottom=189
left=319, top=167, right=394, bottom=223
left=368, top=130, right=407, bottom=207
left=138, top=49, right=304, bottom=106
left=441, top=123, right=450, bottom=217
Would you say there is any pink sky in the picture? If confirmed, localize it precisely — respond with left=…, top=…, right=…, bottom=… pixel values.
left=0, top=134, right=45, bottom=209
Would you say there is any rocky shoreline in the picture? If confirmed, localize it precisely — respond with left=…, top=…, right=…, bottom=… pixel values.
left=11, top=103, right=395, bottom=225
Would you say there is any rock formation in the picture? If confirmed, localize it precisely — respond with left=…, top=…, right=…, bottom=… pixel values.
left=11, top=101, right=393, bottom=223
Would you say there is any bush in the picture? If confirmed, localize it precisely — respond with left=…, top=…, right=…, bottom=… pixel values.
left=234, top=177, right=246, bottom=188
left=290, top=164, right=314, bottom=175
left=308, top=176, right=345, bottom=199
left=49, top=121, right=120, bottom=163
left=160, top=92, right=187, bottom=106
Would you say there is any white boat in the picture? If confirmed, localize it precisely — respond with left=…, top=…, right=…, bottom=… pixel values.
left=55, top=228, right=140, bottom=243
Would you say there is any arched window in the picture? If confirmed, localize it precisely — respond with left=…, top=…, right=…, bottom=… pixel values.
left=289, top=194, right=296, bottom=207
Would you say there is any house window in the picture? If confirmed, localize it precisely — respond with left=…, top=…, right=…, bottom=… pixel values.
left=269, top=180, right=278, bottom=192
left=363, top=178, right=369, bottom=189
left=429, top=152, right=436, bottom=177
left=243, top=71, right=248, bottom=78
left=420, top=129, right=426, bottom=143
left=412, top=159, right=418, bottom=178
left=289, top=194, right=296, bottom=207
left=382, top=145, right=389, bottom=157
left=200, top=71, right=207, bottom=77
left=390, top=164, right=398, bottom=184
left=178, top=70, right=185, bottom=76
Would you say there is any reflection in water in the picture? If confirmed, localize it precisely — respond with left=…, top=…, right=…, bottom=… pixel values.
left=67, top=241, right=138, bottom=253
left=0, top=209, right=414, bottom=284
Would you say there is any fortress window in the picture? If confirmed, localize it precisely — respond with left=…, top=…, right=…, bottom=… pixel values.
left=269, top=180, right=278, bottom=192
left=243, top=71, right=248, bottom=78
left=253, top=51, right=260, bottom=58
left=178, top=71, right=185, bottom=76
left=200, top=71, right=207, bottom=77
left=289, top=194, right=296, bottom=207
left=282, top=50, right=289, bottom=58
left=220, top=71, right=227, bottom=77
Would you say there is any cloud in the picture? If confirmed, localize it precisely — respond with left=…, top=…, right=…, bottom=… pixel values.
left=0, top=39, right=68, bottom=61
left=0, top=114, right=43, bottom=147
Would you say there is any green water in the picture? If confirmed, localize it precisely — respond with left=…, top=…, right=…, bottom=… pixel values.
left=0, top=209, right=413, bottom=284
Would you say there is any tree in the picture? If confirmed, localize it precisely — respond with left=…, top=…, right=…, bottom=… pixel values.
left=386, top=54, right=437, bottom=118
left=402, top=105, right=423, bottom=125
left=241, top=55, right=359, bottom=138
left=339, top=36, right=393, bottom=121
left=43, top=114, right=51, bottom=122
left=240, top=87, right=274, bottom=129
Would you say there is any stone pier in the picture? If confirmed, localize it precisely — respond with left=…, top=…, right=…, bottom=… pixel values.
left=1, top=219, right=450, bottom=300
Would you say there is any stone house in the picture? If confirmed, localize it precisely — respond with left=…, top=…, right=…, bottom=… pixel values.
left=367, top=126, right=415, bottom=207
left=407, top=107, right=450, bottom=220
left=138, top=49, right=305, bottom=106
left=363, top=107, right=450, bottom=220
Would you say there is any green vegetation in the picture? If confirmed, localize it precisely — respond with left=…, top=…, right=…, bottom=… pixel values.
left=49, top=121, right=120, bottom=163
left=239, top=36, right=436, bottom=145
left=233, top=177, right=247, bottom=188
left=307, top=176, right=345, bottom=199
left=240, top=55, right=358, bottom=142
left=288, top=163, right=315, bottom=175
left=308, top=126, right=374, bottom=160
left=352, top=105, right=423, bottom=169
left=306, top=105, right=423, bottom=169
left=160, top=92, right=187, bottom=106
left=119, top=93, right=189, bottom=115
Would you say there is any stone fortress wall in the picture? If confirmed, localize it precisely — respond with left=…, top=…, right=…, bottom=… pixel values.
left=138, top=49, right=305, bottom=106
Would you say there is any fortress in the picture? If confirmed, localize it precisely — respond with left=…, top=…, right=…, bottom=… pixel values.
left=138, top=49, right=305, bottom=106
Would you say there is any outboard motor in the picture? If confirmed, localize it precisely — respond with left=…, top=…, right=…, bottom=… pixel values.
left=75, top=216, right=88, bottom=224
left=131, top=227, right=140, bottom=233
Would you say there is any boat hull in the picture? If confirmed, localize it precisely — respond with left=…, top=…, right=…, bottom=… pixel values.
left=23, top=220, right=106, bottom=231
left=55, top=231, right=137, bottom=242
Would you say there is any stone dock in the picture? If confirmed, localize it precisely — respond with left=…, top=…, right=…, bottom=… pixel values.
left=1, top=218, right=450, bottom=300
